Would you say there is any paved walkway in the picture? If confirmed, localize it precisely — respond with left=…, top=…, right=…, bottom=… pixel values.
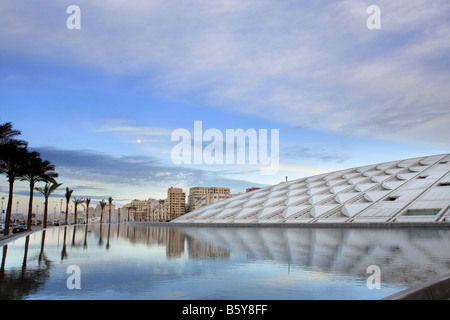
left=0, top=225, right=44, bottom=246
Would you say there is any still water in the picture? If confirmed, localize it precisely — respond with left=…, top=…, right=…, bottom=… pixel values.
left=1, top=224, right=450, bottom=300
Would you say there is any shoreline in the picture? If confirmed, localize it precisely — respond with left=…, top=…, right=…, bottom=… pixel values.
left=137, top=221, right=450, bottom=229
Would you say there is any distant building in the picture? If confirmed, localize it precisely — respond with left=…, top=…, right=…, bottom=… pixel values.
left=123, top=198, right=161, bottom=221
left=189, top=187, right=230, bottom=211
left=193, top=193, right=233, bottom=211
left=151, top=199, right=170, bottom=222
left=168, top=187, right=186, bottom=220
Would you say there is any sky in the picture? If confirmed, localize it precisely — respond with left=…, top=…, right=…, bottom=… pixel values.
left=1, top=0, right=449, bottom=213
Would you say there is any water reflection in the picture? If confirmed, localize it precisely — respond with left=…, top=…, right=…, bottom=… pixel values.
left=1, top=224, right=450, bottom=300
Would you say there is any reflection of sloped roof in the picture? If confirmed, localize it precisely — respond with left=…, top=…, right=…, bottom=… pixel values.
left=173, top=154, right=450, bottom=224
left=179, top=227, right=450, bottom=287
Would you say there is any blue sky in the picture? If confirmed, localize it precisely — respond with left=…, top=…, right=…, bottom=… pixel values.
left=1, top=0, right=449, bottom=211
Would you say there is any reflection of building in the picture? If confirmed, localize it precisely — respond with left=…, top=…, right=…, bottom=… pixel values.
left=188, top=238, right=230, bottom=260
left=168, top=187, right=186, bottom=220
left=189, top=187, right=230, bottom=211
left=166, top=228, right=186, bottom=258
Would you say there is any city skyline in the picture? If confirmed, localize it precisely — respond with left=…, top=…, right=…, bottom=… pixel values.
left=1, top=1, right=449, bottom=212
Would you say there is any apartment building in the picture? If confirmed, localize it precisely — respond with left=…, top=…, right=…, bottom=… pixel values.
left=149, top=199, right=167, bottom=221
left=192, top=193, right=232, bottom=211
left=168, top=187, right=186, bottom=219
left=188, top=187, right=230, bottom=211
left=123, top=198, right=161, bottom=221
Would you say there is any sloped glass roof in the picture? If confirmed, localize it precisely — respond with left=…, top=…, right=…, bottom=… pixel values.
left=173, top=154, right=450, bottom=224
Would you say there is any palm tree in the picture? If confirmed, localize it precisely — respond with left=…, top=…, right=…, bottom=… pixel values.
left=108, top=197, right=113, bottom=223
left=99, top=200, right=107, bottom=223
left=35, top=181, right=63, bottom=228
left=64, top=187, right=74, bottom=225
left=0, top=122, right=27, bottom=147
left=85, top=198, right=91, bottom=224
left=0, top=143, right=28, bottom=236
left=0, top=122, right=28, bottom=236
left=72, top=198, right=85, bottom=225
left=20, top=151, right=58, bottom=231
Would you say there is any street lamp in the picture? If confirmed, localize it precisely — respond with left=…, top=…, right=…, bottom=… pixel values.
left=1, top=196, right=5, bottom=222
left=60, top=199, right=63, bottom=224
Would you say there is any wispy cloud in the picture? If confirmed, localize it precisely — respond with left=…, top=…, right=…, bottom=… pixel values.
left=34, top=146, right=266, bottom=198
left=1, top=1, right=448, bottom=148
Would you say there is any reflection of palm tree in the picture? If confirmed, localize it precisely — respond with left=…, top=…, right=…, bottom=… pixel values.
left=21, top=236, right=30, bottom=276
left=83, top=224, right=89, bottom=248
left=99, top=200, right=107, bottom=223
left=35, top=181, right=63, bottom=228
left=72, top=225, right=77, bottom=246
left=61, top=226, right=68, bottom=261
left=108, top=197, right=113, bottom=223
left=98, top=224, right=104, bottom=247
left=64, top=188, right=74, bottom=225
left=106, top=223, right=111, bottom=250
left=0, top=231, right=53, bottom=299
left=1, top=245, right=8, bottom=273
left=85, top=198, right=91, bottom=224
left=38, top=230, right=52, bottom=267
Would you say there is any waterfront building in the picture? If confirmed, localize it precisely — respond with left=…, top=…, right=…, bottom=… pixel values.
left=173, top=154, right=450, bottom=224
left=168, top=187, right=186, bottom=220
left=151, top=199, right=170, bottom=222
left=189, top=187, right=230, bottom=211
left=123, top=198, right=161, bottom=221
left=192, top=193, right=232, bottom=211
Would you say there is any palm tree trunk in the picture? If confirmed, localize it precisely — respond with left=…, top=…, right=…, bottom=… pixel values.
left=4, top=179, right=14, bottom=236
left=27, top=182, right=34, bottom=231
left=65, top=200, right=69, bottom=225
left=43, top=196, right=49, bottom=228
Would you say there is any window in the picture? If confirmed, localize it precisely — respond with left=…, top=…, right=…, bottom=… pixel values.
left=438, top=182, right=450, bottom=187
left=406, top=209, right=441, bottom=216
left=385, top=196, right=399, bottom=201
left=417, top=175, right=428, bottom=179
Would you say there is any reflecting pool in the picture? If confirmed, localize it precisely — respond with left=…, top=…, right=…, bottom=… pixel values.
left=1, top=224, right=450, bottom=300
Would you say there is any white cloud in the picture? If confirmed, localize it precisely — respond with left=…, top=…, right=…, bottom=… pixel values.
left=1, top=0, right=449, bottom=146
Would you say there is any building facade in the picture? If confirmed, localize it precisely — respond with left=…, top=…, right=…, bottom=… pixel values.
left=189, top=187, right=230, bottom=211
left=168, top=187, right=186, bottom=220
left=192, top=193, right=232, bottom=211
